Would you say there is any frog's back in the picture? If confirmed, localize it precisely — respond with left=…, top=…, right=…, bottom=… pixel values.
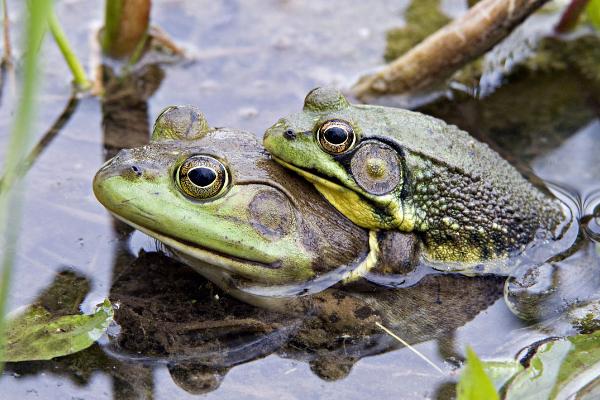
left=353, top=104, right=567, bottom=260
left=355, top=104, right=530, bottom=183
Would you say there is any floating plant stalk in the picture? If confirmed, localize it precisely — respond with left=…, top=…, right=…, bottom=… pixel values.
left=0, top=0, right=52, bottom=370
left=375, top=322, right=445, bottom=375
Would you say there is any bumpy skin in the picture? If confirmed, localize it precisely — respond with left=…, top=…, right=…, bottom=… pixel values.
left=94, top=106, right=419, bottom=305
left=263, top=87, right=567, bottom=262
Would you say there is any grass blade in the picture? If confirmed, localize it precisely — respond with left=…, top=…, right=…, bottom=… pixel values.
left=0, top=0, right=53, bottom=371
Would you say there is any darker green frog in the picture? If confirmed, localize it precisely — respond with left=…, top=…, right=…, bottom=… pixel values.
left=263, top=87, right=569, bottom=265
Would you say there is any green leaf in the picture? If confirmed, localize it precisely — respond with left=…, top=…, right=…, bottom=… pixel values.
left=505, top=330, right=600, bottom=399
left=481, top=360, right=523, bottom=391
left=587, top=0, right=600, bottom=30
left=3, top=299, right=113, bottom=362
left=457, top=346, right=500, bottom=400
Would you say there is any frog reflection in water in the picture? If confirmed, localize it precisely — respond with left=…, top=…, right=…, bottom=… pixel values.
left=109, top=251, right=503, bottom=391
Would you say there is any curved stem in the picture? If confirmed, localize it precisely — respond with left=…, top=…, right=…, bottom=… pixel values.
left=47, top=9, right=90, bottom=90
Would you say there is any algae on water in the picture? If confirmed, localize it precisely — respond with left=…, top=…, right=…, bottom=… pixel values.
left=384, top=0, right=450, bottom=62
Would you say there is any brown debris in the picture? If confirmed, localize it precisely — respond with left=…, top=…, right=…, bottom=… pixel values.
left=352, top=0, right=550, bottom=100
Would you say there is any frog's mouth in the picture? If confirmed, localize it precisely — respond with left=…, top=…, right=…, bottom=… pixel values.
left=110, top=212, right=381, bottom=299
left=270, top=156, right=395, bottom=230
left=109, top=212, right=281, bottom=274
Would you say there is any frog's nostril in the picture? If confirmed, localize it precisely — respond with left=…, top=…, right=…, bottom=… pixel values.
left=130, top=165, right=142, bottom=177
left=283, top=129, right=296, bottom=140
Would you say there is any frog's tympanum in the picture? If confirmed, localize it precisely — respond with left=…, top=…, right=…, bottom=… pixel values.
left=263, top=87, right=569, bottom=264
left=93, top=106, right=420, bottom=310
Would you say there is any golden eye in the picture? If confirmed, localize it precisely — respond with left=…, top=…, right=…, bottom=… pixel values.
left=317, top=120, right=355, bottom=154
left=176, top=155, right=229, bottom=199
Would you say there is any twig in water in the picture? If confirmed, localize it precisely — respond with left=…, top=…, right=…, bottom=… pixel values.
left=376, top=322, right=446, bottom=375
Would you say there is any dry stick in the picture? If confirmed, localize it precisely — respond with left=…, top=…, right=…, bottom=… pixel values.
left=375, top=322, right=446, bottom=375
left=352, top=0, right=550, bottom=100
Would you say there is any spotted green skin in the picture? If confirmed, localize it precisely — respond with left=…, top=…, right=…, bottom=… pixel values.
left=94, top=106, right=375, bottom=295
left=264, top=87, right=567, bottom=263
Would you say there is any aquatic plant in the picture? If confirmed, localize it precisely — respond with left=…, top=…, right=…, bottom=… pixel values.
left=0, top=0, right=53, bottom=370
left=587, top=0, right=600, bottom=28
left=457, top=347, right=500, bottom=400
left=457, top=328, right=600, bottom=399
left=2, top=299, right=113, bottom=362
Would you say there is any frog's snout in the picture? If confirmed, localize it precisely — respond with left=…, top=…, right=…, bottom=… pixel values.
left=263, top=122, right=294, bottom=153
left=97, top=149, right=146, bottom=180
left=263, top=126, right=277, bottom=146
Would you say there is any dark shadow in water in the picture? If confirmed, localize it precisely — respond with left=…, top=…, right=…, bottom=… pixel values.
left=101, top=63, right=165, bottom=159
left=418, top=69, right=597, bottom=171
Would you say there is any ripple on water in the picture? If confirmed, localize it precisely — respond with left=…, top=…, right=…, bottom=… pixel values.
left=583, top=188, right=600, bottom=242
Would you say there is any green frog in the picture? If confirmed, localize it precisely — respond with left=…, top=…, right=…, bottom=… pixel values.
left=93, top=105, right=421, bottom=311
left=263, top=87, right=570, bottom=266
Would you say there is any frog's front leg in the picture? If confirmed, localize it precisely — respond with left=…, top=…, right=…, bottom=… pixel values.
left=341, top=230, right=421, bottom=287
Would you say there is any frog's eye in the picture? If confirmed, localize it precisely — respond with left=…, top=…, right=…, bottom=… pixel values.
left=317, top=120, right=355, bottom=154
left=176, top=155, right=229, bottom=200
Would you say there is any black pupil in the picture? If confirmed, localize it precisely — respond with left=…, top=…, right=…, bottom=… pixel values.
left=324, top=126, right=348, bottom=145
left=188, top=167, right=217, bottom=187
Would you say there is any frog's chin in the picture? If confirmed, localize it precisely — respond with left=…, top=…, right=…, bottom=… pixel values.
left=109, top=212, right=275, bottom=276
left=271, top=156, right=394, bottom=230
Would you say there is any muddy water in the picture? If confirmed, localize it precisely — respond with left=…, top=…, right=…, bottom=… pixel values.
left=0, top=1, right=599, bottom=399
